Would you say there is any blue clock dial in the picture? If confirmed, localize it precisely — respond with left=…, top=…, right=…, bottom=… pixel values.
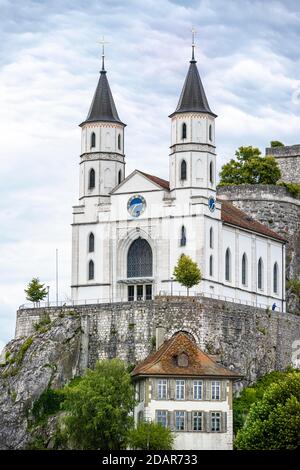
left=208, top=196, right=216, bottom=212
left=127, top=195, right=146, bottom=217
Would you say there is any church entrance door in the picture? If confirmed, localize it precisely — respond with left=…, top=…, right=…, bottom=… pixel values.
left=127, top=284, right=152, bottom=301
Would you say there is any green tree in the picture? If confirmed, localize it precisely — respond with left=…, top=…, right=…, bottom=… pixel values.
left=219, top=146, right=281, bottom=186
left=234, top=371, right=300, bottom=450
left=270, top=140, right=284, bottom=148
left=62, top=359, right=135, bottom=450
left=173, top=254, right=202, bottom=295
left=24, top=277, right=48, bottom=306
left=128, top=421, right=174, bottom=450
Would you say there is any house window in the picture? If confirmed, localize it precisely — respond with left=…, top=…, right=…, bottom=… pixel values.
left=211, top=381, right=220, bottom=400
left=158, top=379, right=167, bottom=399
left=182, top=122, right=187, bottom=139
left=118, top=134, right=121, bottom=150
left=88, top=233, right=94, bottom=253
left=209, top=124, right=212, bottom=141
left=258, top=257, right=263, bottom=290
left=225, top=248, right=231, bottom=282
left=209, top=227, right=213, bottom=249
left=138, top=410, right=144, bottom=423
left=118, top=169, right=122, bottom=185
left=176, top=380, right=185, bottom=400
left=88, top=168, right=95, bottom=189
left=193, top=411, right=203, bottom=431
left=209, top=255, right=213, bottom=277
left=211, top=412, right=221, bottom=432
left=193, top=380, right=203, bottom=400
left=175, top=411, right=185, bottom=431
left=273, top=262, right=278, bottom=293
left=180, top=160, right=187, bottom=180
left=180, top=225, right=186, bottom=246
left=88, top=260, right=94, bottom=280
left=91, top=132, right=96, bottom=148
left=156, top=410, right=167, bottom=428
left=209, top=161, right=213, bottom=184
left=242, top=253, right=247, bottom=286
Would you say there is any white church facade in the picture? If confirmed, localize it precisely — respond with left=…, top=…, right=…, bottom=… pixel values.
left=71, top=45, right=286, bottom=312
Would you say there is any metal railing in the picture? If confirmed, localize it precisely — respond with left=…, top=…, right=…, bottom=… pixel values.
left=19, top=290, right=282, bottom=312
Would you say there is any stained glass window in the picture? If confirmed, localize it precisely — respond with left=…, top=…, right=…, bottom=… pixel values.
left=127, top=238, right=153, bottom=278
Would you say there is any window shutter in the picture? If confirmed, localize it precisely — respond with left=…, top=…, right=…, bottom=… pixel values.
left=168, top=411, right=175, bottom=431
left=205, top=380, right=211, bottom=401
left=221, top=412, right=227, bottom=433
left=185, top=379, right=190, bottom=400
left=203, top=411, right=209, bottom=432
left=221, top=380, right=227, bottom=401
left=169, top=379, right=175, bottom=400
left=151, top=379, right=156, bottom=400
left=187, top=411, right=192, bottom=431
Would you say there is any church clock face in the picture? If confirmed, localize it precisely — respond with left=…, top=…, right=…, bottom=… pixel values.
left=127, top=195, right=146, bottom=217
left=208, top=196, right=216, bottom=212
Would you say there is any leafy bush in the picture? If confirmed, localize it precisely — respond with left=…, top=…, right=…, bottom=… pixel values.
left=277, top=181, right=300, bottom=198
left=128, top=421, right=174, bottom=450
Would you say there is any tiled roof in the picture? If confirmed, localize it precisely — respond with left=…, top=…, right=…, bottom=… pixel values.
left=131, top=332, right=241, bottom=379
left=139, top=171, right=170, bottom=190
left=220, top=200, right=286, bottom=242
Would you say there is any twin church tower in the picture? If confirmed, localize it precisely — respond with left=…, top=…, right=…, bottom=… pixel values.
left=71, top=39, right=285, bottom=311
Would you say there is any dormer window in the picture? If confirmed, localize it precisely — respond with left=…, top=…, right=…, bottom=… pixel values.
left=177, top=352, right=189, bottom=367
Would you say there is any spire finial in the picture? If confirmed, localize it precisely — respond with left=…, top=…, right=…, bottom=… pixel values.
left=191, top=26, right=196, bottom=62
left=97, top=36, right=109, bottom=72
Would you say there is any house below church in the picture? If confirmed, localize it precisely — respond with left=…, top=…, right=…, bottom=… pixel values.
left=131, top=331, right=242, bottom=450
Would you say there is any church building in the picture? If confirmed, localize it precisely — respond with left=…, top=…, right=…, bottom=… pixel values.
left=71, top=41, right=286, bottom=311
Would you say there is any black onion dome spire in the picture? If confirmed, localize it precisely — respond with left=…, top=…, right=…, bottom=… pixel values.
left=80, top=57, right=125, bottom=127
left=169, top=50, right=216, bottom=118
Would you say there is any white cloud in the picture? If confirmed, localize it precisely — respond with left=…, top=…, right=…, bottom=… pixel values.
left=1, top=0, right=300, bottom=346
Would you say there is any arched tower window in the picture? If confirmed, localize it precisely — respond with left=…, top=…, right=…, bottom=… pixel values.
left=209, top=227, right=213, bottom=249
left=118, top=169, right=122, bottom=185
left=180, top=160, right=187, bottom=180
left=209, top=255, right=213, bottom=277
left=258, top=257, right=263, bottom=290
left=180, top=225, right=186, bottom=246
left=209, top=124, right=212, bottom=141
left=225, top=248, right=231, bottom=282
left=242, top=253, right=247, bottom=286
left=127, top=238, right=153, bottom=278
left=273, top=262, right=278, bottom=293
left=88, top=233, right=94, bottom=253
left=209, top=161, right=214, bottom=184
left=89, top=168, right=95, bottom=189
left=118, top=134, right=121, bottom=150
left=88, top=260, right=94, bottom=280
left=182, top=123, right=187, bottom=139
left=91, top=132, right=96, bottom=148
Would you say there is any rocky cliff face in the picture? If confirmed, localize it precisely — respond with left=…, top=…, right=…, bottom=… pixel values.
left=0, top=313, right=82, bottom=449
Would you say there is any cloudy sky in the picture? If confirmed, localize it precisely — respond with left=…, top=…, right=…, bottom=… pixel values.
left=1, top=0, right=300, bottom=350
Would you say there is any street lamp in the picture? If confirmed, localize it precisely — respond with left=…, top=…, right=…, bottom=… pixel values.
left=170, top=277, right=174, bottom=296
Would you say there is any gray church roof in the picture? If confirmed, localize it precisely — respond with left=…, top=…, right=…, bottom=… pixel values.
left=170, top=58, right=216, bottom=118
left=80, top=69, right=125, bottom=127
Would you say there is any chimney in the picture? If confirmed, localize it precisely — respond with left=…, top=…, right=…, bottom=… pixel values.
left=155, top=326, right=166, bottom=351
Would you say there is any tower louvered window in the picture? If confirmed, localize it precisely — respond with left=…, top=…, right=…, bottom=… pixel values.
left=180, top=160, right=187, bottom=180
left=88, top=260, right=94, bottom=280
left=89, top=168, right=95, bottom=189
left=182, top=122, right=187, bottom=139
left=91, top=132, right=96, bottom=148
left=88, top=233, right=94, bottom=253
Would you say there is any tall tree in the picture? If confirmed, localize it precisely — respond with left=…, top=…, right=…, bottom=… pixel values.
left=234, top=371, right=300, bottom=450
left=24, top=277, right=48, bottom=306
left=62, top=359, right=135, bottom=450
left=219, top=146, right=281, bottom=186
left=173, top=255, right=202, bottom=295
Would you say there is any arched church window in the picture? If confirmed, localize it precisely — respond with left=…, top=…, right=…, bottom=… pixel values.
left=91, top=132, right=96, bottom=148
left=127, top=238, right=153, bottom=278
left=89, top=168, right=95, bottom=189
left=182, top=123, right=187, bottom=139
left=225, top=248, right=231, bottom=282
left=209, top=124, right=212, bottom=141
left=242, top=253, right=247, bottom=286
left=180, top=160, right=187, bottom=181
left=273, top=262, right=278, bottom=293
left=118, top=134, right=121, bottom=150
left=209, top=227, right=213, bottom=249
left=258, top=257, right=263, bottom=290
left=180, top=225, right=186, bottom=246
left=209, top=255, right=213, bottom=277
left=88, top=260, right=94, bottom=280
left=88, top=233, right=94, bottom=253
left=118, top=169, right=122, bottom=185
left=209, top=161, right=214, bottom=184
